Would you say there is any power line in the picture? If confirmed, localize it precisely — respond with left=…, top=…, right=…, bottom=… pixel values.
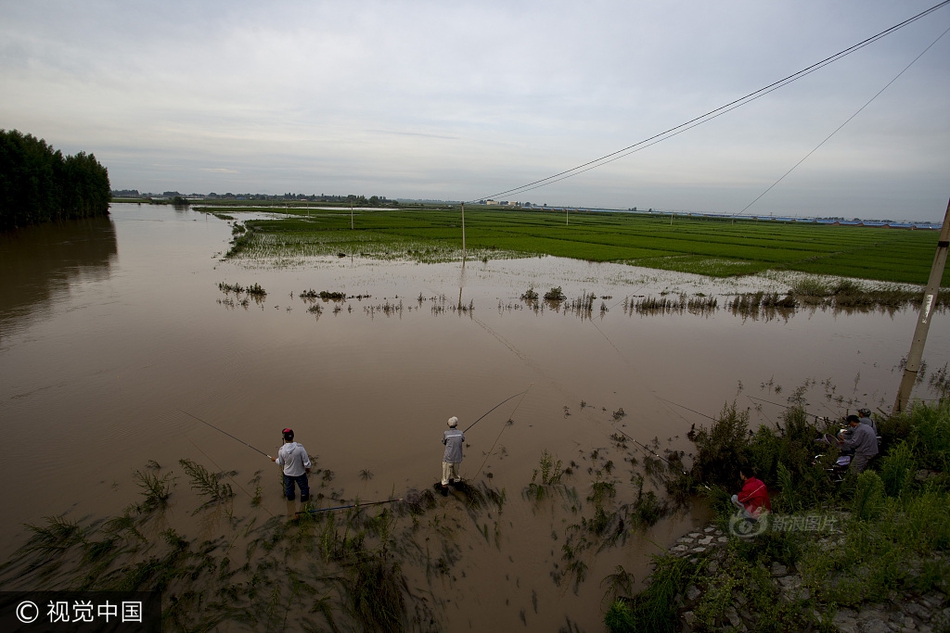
left=469, top=0, right=950, bottom=203
left=733, top=20, right=950, bottom=218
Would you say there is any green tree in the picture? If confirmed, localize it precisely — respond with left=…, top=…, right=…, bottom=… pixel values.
left=0, top=129, right=110, bottom=230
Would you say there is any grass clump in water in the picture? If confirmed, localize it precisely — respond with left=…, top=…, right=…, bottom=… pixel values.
left=525, top=450, right=569, bottom=502
left=132, top=468, right=175, bottom=511
left=179, top=458, right=234, bottom=507
left=544, top=286, right=566, bottom=303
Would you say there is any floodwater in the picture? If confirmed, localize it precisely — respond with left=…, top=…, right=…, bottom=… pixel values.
left=1, top=203, right=948, bottom=631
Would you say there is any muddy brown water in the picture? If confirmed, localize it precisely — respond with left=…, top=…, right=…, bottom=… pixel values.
left=1, top=203, right=948, bottom=631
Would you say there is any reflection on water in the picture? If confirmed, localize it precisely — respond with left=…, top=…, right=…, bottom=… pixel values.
left=0, top=204, right=948, bottom=632
left=0, top=216, right=117, bottom=340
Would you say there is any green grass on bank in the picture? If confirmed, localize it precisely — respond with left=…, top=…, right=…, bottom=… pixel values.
left=208, top=205, right=949, bottom=286
left=606, top=398, right=950, bottom=632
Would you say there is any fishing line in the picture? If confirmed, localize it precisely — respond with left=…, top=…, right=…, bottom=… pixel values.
left=501, top=299, right=678, bottom=468
left=471, top=314, right=547, bottom=376
left=472, top=312, right=689, bottom=475
left=582, top=310, right=704, bottom=430
left=816, top=398, right=846, bottom=420
left=654, top=396, right=718, bottom=422
left=587, top=311, right=699, bottom=427
left=183, top=434, right=276, bottom=519
left=610, top=427, right=688, bottom=477
left=748, top=399, right=776, bottom=426
left=588, top=318, right=627, bottom=361
left=471, top=386, right=532, bottom=478
left=178, top=409, right=273, bottom=459
left=295, top=498, right=403, bottom=516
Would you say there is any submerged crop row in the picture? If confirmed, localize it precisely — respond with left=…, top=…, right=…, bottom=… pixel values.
left=206, top=206, right=950, bottom=286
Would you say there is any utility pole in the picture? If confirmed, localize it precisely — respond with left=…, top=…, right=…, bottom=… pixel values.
left=350, top=203, right=354, bottom=229
left=892, top=197, right=950, bottom=415
left=461, top=202, right=466, bottom=258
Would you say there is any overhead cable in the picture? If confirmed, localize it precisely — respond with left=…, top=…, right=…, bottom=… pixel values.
left=733, top=20, right=950, bottom=217
left=470, top=0, right=950, bottom=203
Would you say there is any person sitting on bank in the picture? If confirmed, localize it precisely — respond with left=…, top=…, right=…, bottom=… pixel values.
left=839, top=414, right=879, bottom=473
left=731, top=466, right=771, bottom=520
left=857, top=408, right=878, bottom=433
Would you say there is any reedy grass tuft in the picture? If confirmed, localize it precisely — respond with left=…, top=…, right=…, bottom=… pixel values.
left=179, top=458, right=234, bottom=507
left=604, top=555, right=694, bottom=633
left=132, top=468, right=174, bottom=511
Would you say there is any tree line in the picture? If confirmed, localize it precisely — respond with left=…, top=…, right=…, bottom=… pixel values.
left=0, top=129, right=111, bottom=231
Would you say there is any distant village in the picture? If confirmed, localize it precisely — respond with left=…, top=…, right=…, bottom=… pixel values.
left=110, top=190, right=941, bottom=230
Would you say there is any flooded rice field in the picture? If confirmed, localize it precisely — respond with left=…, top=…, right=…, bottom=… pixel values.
left=1, top=203, right=948, bottom=631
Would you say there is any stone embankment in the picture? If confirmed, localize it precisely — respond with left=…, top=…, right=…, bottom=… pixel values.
left=669, top=525, right=949, bottom=633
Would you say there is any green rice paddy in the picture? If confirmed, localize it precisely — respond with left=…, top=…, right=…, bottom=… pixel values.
left=210, top=206, right=949, bottom=286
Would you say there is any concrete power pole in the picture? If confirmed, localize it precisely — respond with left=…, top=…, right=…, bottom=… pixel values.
left=892, top=197, right=950, bottom=415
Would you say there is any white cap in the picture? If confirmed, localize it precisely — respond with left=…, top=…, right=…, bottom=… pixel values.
left=447, top=416, right=458, bottom=428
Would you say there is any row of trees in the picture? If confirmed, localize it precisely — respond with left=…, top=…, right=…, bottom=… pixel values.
left=0, top=129, right=111, bottom=231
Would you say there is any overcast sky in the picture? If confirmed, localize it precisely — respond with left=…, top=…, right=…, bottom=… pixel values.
left=2, top=1, right=948, bottom=221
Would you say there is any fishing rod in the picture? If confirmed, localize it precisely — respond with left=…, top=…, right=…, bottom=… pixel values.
left=178, top=409, right=273, bottom=459
left=464, top=388, right=531, bottom=433
left=295, top=498, right=403, bottom=516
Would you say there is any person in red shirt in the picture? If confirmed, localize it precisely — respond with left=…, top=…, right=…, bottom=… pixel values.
left=731, top=466, right=771, bottom=519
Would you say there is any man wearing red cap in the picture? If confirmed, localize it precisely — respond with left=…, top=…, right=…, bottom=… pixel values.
left=271, top=428, right=311, bottom=502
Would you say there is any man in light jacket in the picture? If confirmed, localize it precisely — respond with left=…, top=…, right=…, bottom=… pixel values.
left=271, top=427, right=311, bottom=501
left=441, top=416, right=465, bottom=495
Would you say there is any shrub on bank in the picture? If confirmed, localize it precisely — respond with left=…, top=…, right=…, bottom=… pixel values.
left=608, top=400, right=950, bottom=633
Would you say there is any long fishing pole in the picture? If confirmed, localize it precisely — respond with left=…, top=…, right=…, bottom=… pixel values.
left=464, top=388, right=530, bottom=433
left=178, top=409, right=273, bottom=459
left=295, top=498, right=403, bottom=516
